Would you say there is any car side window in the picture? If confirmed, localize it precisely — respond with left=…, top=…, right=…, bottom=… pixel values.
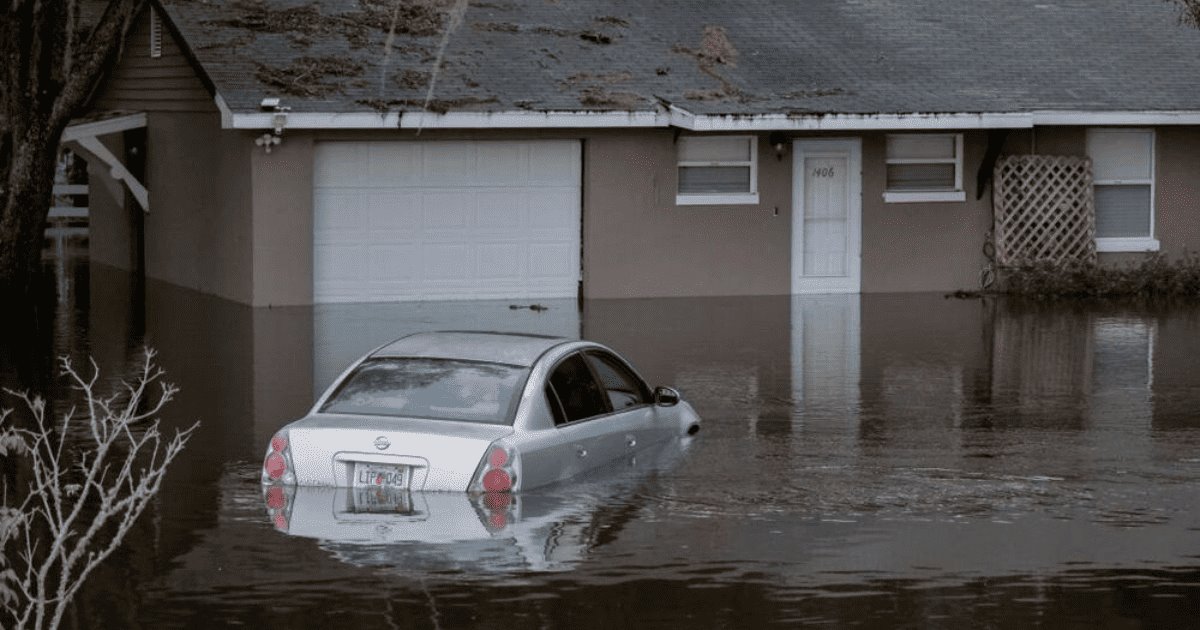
left=584, top=351, right=651, bottom=411
left=546, top=353, right=609, bottom=424
left=544, top=383, right=567, bottom=426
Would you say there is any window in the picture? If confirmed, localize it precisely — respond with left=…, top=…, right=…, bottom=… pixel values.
left=546, top=354, right=609, bottom=424
left=584, top=351, right=650, bottom=411
left=884, top=133, right=965, bottom=203
left=676, top=135, right=759, bottom=205
left=320, top=358, right=526, bottom=425
left=1087, top=129, right=1158, bottom=252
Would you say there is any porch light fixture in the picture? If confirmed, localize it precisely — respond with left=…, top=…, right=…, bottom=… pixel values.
left=255, top=99, right=291, bottom=154
left=769, top=132, right=788, bottom=160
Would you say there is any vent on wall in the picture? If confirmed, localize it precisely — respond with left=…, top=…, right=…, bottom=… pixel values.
left=149, top=11, right=162, bottom=58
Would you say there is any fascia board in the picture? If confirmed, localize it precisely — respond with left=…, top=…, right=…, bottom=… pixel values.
left=222, top=109, right=1200, bottom=131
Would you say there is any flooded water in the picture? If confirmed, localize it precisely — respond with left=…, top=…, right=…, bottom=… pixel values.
left=5, top=252, right=1200, bottom=628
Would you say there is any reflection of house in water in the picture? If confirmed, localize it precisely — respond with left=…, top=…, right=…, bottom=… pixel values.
left=583, top=296, right=795, bottom=441
left=1148, top=307, right=1200, bottom=430
left=789, top=296, right=860, bottom=436
left=990, top=302, right=1097, bottom=428
left=857, top=296, right=1168, bottom=452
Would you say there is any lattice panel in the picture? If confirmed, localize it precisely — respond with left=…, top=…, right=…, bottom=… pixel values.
left=993, top=155, right=1096, bottom=266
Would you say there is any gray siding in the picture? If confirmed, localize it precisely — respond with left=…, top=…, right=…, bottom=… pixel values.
left=94, top=8, right=213, bottom=113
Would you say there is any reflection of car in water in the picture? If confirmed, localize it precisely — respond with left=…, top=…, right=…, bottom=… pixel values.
left=264, top=437, right=694, bottom=572
left=260, top=331, right=702, bottom=493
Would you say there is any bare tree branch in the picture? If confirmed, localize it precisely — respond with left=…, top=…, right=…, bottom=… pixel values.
left=0, top=349, right=198, bottom=629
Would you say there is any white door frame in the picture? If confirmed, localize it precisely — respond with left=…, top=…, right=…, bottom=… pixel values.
left=791, top=138, right=863, bottom=294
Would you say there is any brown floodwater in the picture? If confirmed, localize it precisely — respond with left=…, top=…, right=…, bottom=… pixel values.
left=4, top=247, right=1200, bottom=628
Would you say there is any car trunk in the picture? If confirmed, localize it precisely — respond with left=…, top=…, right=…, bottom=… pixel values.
left=285, top=414, right=514, bottom=491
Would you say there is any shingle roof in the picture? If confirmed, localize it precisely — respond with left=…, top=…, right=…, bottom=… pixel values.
left=160, top=0, right=1200, bottom=116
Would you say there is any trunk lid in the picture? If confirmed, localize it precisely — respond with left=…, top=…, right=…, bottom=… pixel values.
left=286, top=413, right=513, bottom=491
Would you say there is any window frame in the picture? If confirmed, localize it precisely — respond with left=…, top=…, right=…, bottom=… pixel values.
left=544, top=352, right=613, bottom=426
left=1086, top=128, right=1159, bottom=253
left=883, top=133, right=966, bottom=203
left=675, top=135, right=760, bottom=206
left=582, top=349, right=653, bottom=411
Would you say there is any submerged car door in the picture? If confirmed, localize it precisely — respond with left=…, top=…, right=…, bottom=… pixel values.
left=534, top=352, right=645, bottom=483
left=580, top=350, right=664, bottom=450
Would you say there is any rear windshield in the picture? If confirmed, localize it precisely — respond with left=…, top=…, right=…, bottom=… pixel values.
left=321, top=358, right=527, bottom=425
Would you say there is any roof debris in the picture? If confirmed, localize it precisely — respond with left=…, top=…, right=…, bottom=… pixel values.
left=472, top=21, right=520, bottom=32
left=561, top=71, right=633, bottom=85
left=578, top=87, right=643, bottom=108
left=395, top=68, right=431, bottom=89
left=206, top=0, right=451, bottom=50
left=593, top=15, right=631, bottom=28
left=673, top=25, right=743, bottom=100
left=354, top=95, right=499, bottom=113
left=579, top=30, right=613, bottom=44
left=255, top=56, right=364, bottom=97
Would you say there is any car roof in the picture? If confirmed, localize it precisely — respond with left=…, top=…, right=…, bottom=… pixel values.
left=370, top=331, right=573, bottom=367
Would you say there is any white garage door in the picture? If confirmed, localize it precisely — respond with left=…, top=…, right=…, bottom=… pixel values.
left=313, top=140, right=581, bottom=302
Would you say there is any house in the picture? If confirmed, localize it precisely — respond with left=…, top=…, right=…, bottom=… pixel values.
left=71, top=0, right=1200, bottom=306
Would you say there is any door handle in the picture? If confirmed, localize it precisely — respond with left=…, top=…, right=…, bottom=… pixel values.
left=575, top=445, right=588, bottom=458
left=625, top=434, right=637, bottom=448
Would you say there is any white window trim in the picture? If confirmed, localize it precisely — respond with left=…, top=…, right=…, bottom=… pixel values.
left=1095, top=237, right=1160, bottom=252
left=675, top=135, right=759, bottom=206
left=883, top=133, right=964, bottom=203
left=1087, top=128, right=1157, bottom=252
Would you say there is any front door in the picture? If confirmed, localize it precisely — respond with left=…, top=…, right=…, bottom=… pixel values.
left=791, top=139, right=862, bottom=293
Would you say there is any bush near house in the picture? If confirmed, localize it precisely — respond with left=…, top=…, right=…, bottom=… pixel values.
left=1002, top=254, right=1200, bottom=299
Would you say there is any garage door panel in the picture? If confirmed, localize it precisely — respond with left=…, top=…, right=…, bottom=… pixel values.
left=367, top=192, right=423, bottom=231
left=367, top=144, right=421, bottom=185
left=527, top=189, right=580, bottom=229
left=368, top=245, right=421, bottom=280
left=421, top=191, right=473, bottom=229
left=314, top=192, right=366, bottom=244
left=314, top=140, right=580, bottom=302
left=476, top=144, right=526, bottom=185
left=527, top=242, right=577, bottom=279
left=529, top=142, right=581, bottom=185
left=422, top=144, right=473, bottom=186
left=315, top=243, right=369, bottom=282
left=475, top=190, right=524, bottom=229
left=476, top=243, right=526, bottom=280
left=423, top=243, right=474, bottom=280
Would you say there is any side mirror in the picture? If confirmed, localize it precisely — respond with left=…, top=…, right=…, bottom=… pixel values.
left=653, top=386, right=680, bottom=407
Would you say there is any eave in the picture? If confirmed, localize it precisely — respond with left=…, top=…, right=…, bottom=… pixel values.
left=213, top=94, right=1200, bottom=131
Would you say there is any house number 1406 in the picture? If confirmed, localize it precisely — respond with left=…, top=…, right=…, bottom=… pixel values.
left=812, top=167, right=836, bottom=178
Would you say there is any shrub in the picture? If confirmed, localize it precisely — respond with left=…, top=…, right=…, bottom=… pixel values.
left=0, top=350, right=197, bottom=630
left=1001, top=253, right=1200, bottom=299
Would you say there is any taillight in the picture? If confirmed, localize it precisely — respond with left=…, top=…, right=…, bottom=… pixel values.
left=265, top=453, right=286, bottom=479
left=473, top=466, right=518, bottom=532
left=262, top=483, right=294, bottom=533
left=261, top=430, right=295, bottom=485
left=483, top=469, right=511, bottom=492
left=471, top=443, right=518, bottom=494
left=265, top=485, right=287, bottom=510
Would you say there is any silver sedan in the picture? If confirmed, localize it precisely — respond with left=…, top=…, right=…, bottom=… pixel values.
left=261, top=331, right=701, bottom=493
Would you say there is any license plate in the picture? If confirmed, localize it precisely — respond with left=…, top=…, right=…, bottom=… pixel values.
left=352, top=462, right=409, bottom=489
left=349, top=486, right=413, bottom=514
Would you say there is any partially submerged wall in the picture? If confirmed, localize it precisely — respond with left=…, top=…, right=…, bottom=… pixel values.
left=89, top=7, right=255, bottom=303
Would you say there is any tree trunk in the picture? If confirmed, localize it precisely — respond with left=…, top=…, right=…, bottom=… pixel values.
left=0, top=124, right=62, bottom=295
left=0, top=0, right=145, bottom=297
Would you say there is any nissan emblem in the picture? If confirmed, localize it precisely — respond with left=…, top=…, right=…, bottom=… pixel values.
left=374, top=436, right=390, bottom=450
